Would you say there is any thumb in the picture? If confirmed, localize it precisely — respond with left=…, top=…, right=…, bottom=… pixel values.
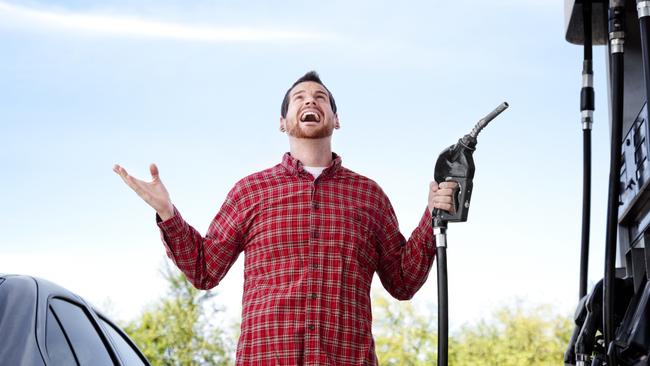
left=150, top=163, right=160, bottom=181
left=430, top=181, right=439, bottom=192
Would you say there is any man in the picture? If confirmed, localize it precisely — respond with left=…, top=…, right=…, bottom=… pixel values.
left=113, top=71, right=457, bottom=365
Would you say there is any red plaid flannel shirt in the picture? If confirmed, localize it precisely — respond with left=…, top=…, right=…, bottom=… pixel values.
left=158, top=153, right=435, bottom=365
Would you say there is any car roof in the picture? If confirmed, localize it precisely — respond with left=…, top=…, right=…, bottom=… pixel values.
left=1, top=274, right=85, bottom=299
left=0, top=274, right=46, bottom=365
left=0, top=274, right=150, bottom=366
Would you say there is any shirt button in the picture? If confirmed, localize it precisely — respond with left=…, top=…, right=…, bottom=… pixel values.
left=308, top=324, right=315, bottom=331
left=312, top=231, right=320, bottom=239
left=312, top=202, right=319, bottom=209
left=311, top=264, right=318, bottom=270
left=310, top=293, right=317, bottom=299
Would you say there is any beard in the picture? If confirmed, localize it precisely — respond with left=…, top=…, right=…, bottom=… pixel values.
left=286, top=120, right=334, bottom=139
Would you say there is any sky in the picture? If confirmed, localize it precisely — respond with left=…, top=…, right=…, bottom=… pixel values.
left=0, top=0, right=614, bottom=343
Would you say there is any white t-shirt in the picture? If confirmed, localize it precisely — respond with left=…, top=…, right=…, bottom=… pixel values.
left=304, top=166, right=326, bottom=179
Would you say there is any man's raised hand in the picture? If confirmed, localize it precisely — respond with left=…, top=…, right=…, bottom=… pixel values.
left=113, top=163, right=174, bottom=221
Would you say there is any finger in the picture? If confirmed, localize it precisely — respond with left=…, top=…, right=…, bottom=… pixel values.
left=435, top=188, right=455, bottom=196
left=433, top=196, right=453, bottom=204
left=150, top=163, right=160, bottom=181
left=429, top=181, right=439, bottom=192
left=113, top=164, right=126, bottom=176
left=438, top=181, right=459, bottom=190
left=433, top=202, right=453, bottom=212
left=113, top=164, right=128, bottom=177
left=114, top=165, right=143, bottom=192
left=117, top=169, right=137, bottom=189
left=113, top=164, right=129, bottom=180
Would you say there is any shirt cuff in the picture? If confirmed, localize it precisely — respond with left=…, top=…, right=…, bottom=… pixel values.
left=156, top=205, right=185, bottom=240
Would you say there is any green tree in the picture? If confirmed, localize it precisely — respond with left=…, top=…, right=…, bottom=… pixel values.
left=123, top=263, right=234, bottom=366
left=448, top=302, right=573, bottom=366
left=372, top=293, right=573, bottom=366
left=373, top=294, right=437, bottom=365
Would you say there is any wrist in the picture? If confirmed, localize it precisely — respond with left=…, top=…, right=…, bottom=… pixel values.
left=158, top=203, right=174, bottom=221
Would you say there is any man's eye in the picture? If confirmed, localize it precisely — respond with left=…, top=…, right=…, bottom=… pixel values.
left=294, top=95, right=303, bottom=101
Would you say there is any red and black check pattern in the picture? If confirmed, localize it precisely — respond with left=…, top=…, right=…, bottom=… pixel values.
left=158, top=153, right=435, bottom=365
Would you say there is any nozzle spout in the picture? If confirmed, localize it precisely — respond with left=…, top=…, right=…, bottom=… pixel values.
left=469, top=102, right=509, bottom=139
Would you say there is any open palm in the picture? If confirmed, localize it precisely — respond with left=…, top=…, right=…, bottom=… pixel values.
left=113, top=163, right=174, bottom=220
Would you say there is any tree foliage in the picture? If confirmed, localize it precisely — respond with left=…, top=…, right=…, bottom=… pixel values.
left=448, top=302, right=573, bottom=365
left=120, top=266, right=573, bottom=366
left=373, top=294, right=437, bottom=365
left=373, top=293, right=573, bottom=366
left=123, top=263, right=234, bottom=366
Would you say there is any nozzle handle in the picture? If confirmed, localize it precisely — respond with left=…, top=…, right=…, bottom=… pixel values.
left=434, top=177, right=473, bottom=223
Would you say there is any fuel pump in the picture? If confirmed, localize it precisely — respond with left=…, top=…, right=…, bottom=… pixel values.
left=432, top=102, right=508, bottom=366
left=563, top=0, right=650, bottom=364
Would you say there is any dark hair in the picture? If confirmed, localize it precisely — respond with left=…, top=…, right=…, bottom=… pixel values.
left=281, top=71, right=337, bottom=118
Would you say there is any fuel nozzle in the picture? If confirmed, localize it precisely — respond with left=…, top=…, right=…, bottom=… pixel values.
left=433, top=102, right=508, bottom=226
left=565, top=294, right=590, bottom=365
left=575, top=280, right=604, bottom=365
left=574, top=277, right=634, bottom=365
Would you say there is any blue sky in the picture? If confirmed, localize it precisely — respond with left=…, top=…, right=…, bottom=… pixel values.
left=1, top=0, right=611, bottom=337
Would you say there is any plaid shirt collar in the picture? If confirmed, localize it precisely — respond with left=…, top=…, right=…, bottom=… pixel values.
left=281, top=152, right=343, bottom=179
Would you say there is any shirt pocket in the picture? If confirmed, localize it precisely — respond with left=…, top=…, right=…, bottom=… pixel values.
left=343, top=208, right=378, bottom=272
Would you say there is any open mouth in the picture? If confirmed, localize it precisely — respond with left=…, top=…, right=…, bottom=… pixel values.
left=300, top=111, right=321, bottom=123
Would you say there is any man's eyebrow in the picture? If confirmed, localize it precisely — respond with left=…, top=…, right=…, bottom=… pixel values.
left=290, top=88, right=328, bottom=98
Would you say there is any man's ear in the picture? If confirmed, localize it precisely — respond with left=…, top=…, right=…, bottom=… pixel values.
left=279, top=117, right=286, bottom=132
left=334, top=114, right=340, bottom=129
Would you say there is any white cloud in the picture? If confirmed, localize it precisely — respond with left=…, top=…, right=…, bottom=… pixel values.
left=0, top=1, right=331, bottom=42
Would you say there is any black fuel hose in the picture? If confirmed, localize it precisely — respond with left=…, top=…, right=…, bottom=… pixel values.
left=639, top=1, right=650, bottom=123
left=580, top=0, right=594, bottom=300
left=604, top=2, right=625, bottom=364
left=580, top=130, right=592, bottom=299
left=436, top=239, right=448, bottom=366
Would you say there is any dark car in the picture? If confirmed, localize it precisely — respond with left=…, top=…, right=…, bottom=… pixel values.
left=0, top=274, right=151, bottom=366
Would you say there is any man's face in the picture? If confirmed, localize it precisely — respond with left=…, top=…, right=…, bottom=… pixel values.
left=281, top=81, right=339, bottom=139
